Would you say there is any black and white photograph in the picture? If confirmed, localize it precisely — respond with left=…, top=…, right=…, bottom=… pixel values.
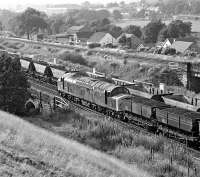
left=1, top=0, right=200, bottom=176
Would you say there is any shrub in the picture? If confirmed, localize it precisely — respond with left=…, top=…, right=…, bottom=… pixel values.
left=88, top=43, right=101, bottom=49
left=87, top=50, right=93, bottom=56
left=44, top=65, right=53, bottom=78
left=75, top=48, right=81, bottom=53
left=59, top=52, right=88, bottom=66
left=28, top=61, right=36, bottom=73
left=33, top=45, right=41, bottom=49
left=151, top=69, right=183, bottom=87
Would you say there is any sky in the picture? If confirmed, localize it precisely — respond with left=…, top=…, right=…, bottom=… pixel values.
left=0, top=0, right=138, bottom=9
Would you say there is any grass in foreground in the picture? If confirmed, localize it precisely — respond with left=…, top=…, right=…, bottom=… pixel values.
left=0, top=111, right=151, bottom=177
left=30, top=110, right=200, bottom=177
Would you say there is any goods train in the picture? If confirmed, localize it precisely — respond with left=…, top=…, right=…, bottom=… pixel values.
left=57, top=71, right=200, bottom=145
left=2, top=50, right=200, bottom=145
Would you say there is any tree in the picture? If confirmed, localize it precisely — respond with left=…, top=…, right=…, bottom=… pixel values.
left=109, top=25, right=122, bottom=38
left=157, top=27, right=169, bottom=41
left=107, top=2, right=119, bottom=8
left=49, top=18, right=65, bottom=34
left=101, top=18, right=110, bottom=26
left=0, top=52, right=29, bottom=115
left=44, top=65, right=53, bottom=78
left=158, top=20, right=192, bottom=41
left=17, top=8, right=48, bottom=39
left=118, top=34, right=127, bottom=46
left=144, top=20, right=166, bottom=43
left=28, top=61, right=36, bottom=74
left=124, top=25, right=142, bottom=38
left=0, top=21, right=3, bottom=31
left=113, top=10, right=123, bottom=20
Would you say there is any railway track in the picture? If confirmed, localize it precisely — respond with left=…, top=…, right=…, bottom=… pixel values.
left=28, top=77, right=200, bottom=162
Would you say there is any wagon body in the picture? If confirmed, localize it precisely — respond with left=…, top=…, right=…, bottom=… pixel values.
left=131, top=95, right=169, bottom=119
left=156, top=107, right=200, bottom=134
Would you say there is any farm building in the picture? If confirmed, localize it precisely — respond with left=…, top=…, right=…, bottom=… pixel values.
left=87, top=32, right=117, bottom=46
left=170, top=41, right=196, bottom=54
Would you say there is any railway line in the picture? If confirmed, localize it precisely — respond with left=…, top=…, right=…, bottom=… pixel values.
left=27, top=76, right=200, bottom=163
left=56, top=88, right=200, bottom=163
left=2, top=48, right=200, bottom=165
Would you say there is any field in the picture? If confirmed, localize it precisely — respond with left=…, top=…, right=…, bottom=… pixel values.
left=114, top=19, right=200, bottom=32
left=0, top=111, right=151, bottom=177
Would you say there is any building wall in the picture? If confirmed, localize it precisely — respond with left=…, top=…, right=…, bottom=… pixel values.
left=163, top=39, right=172, bottom=48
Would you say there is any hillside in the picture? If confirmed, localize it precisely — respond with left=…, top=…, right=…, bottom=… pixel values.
left=0, top=111, right=150, bottom=177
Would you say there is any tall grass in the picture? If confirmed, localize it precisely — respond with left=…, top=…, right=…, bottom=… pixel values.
left=38, top=110, right=200, bottom=177
left=0, top=111, right=151, bottom=177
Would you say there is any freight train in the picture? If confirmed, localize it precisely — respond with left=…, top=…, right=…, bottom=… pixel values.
left=2, top=50, right=200, bottom=145
left=57, top=71, right=200, bottom=145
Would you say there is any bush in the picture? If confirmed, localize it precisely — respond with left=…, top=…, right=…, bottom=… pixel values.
left=163, top=48, right=176, bottom=55
left=151, top=69, right=183, bottom=87
left=86, top=50, right=93, bottom=56
left=75, top=48, right=81, bottom=53
left=44, top=65, right=53, bottom=78
left=28, top=61, right=36, bottom=73
left=59, top=52, right=88, bottom=66
left=33, top=45, right=41, bottom=49
left=88, top=43, right=101, bottom=49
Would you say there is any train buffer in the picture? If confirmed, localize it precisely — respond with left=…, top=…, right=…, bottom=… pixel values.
left=54, top=96, right=69, bottom=110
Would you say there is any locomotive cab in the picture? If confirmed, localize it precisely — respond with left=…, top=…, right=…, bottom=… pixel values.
left=106, top=87, right=130, bottom=112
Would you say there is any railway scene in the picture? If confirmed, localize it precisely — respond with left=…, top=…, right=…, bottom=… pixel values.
left=2, top=0, right=200, bottom=177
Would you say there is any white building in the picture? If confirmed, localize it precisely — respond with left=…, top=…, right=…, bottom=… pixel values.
left=87, top=32, right=117, bottom=46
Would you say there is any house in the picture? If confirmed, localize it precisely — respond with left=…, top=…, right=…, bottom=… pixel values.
left=117, top=33, right=142, bottom=49
left=156, top=38, right=175, bottom=49
left=87, top=32, right=117, bottom=46
left=66, top=25, right=93, bottom=44
left=69, top=31, right=93, bottom=44
left=136, top=44, right=145, bottom=52
left=66, top=25, right=85, bottom=35
left=170, top=41, right=194, bottom=54
left=50, top=33, right=69, bottom=43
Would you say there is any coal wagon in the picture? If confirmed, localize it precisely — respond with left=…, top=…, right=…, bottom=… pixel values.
left=156, top=107, right=200, bottom=139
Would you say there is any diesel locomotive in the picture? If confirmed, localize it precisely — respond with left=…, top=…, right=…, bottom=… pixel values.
left=57, top=71, right=200, bottom=144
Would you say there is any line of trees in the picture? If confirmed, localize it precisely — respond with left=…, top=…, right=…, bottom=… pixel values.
left=0, top=6, right=192, bottom=45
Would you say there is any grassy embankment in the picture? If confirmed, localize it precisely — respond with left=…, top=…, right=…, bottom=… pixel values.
left=29, top=110, right=200, bottom=177
left=0, top=111, right=151, bottom=177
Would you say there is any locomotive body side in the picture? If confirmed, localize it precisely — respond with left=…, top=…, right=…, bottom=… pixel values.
left=57, top=72, right=130, bottom=112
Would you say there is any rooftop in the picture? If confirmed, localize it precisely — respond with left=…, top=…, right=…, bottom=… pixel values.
left=87, top=32, right=108, bottom=43
left=171, top=41, right=194, bottom=53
